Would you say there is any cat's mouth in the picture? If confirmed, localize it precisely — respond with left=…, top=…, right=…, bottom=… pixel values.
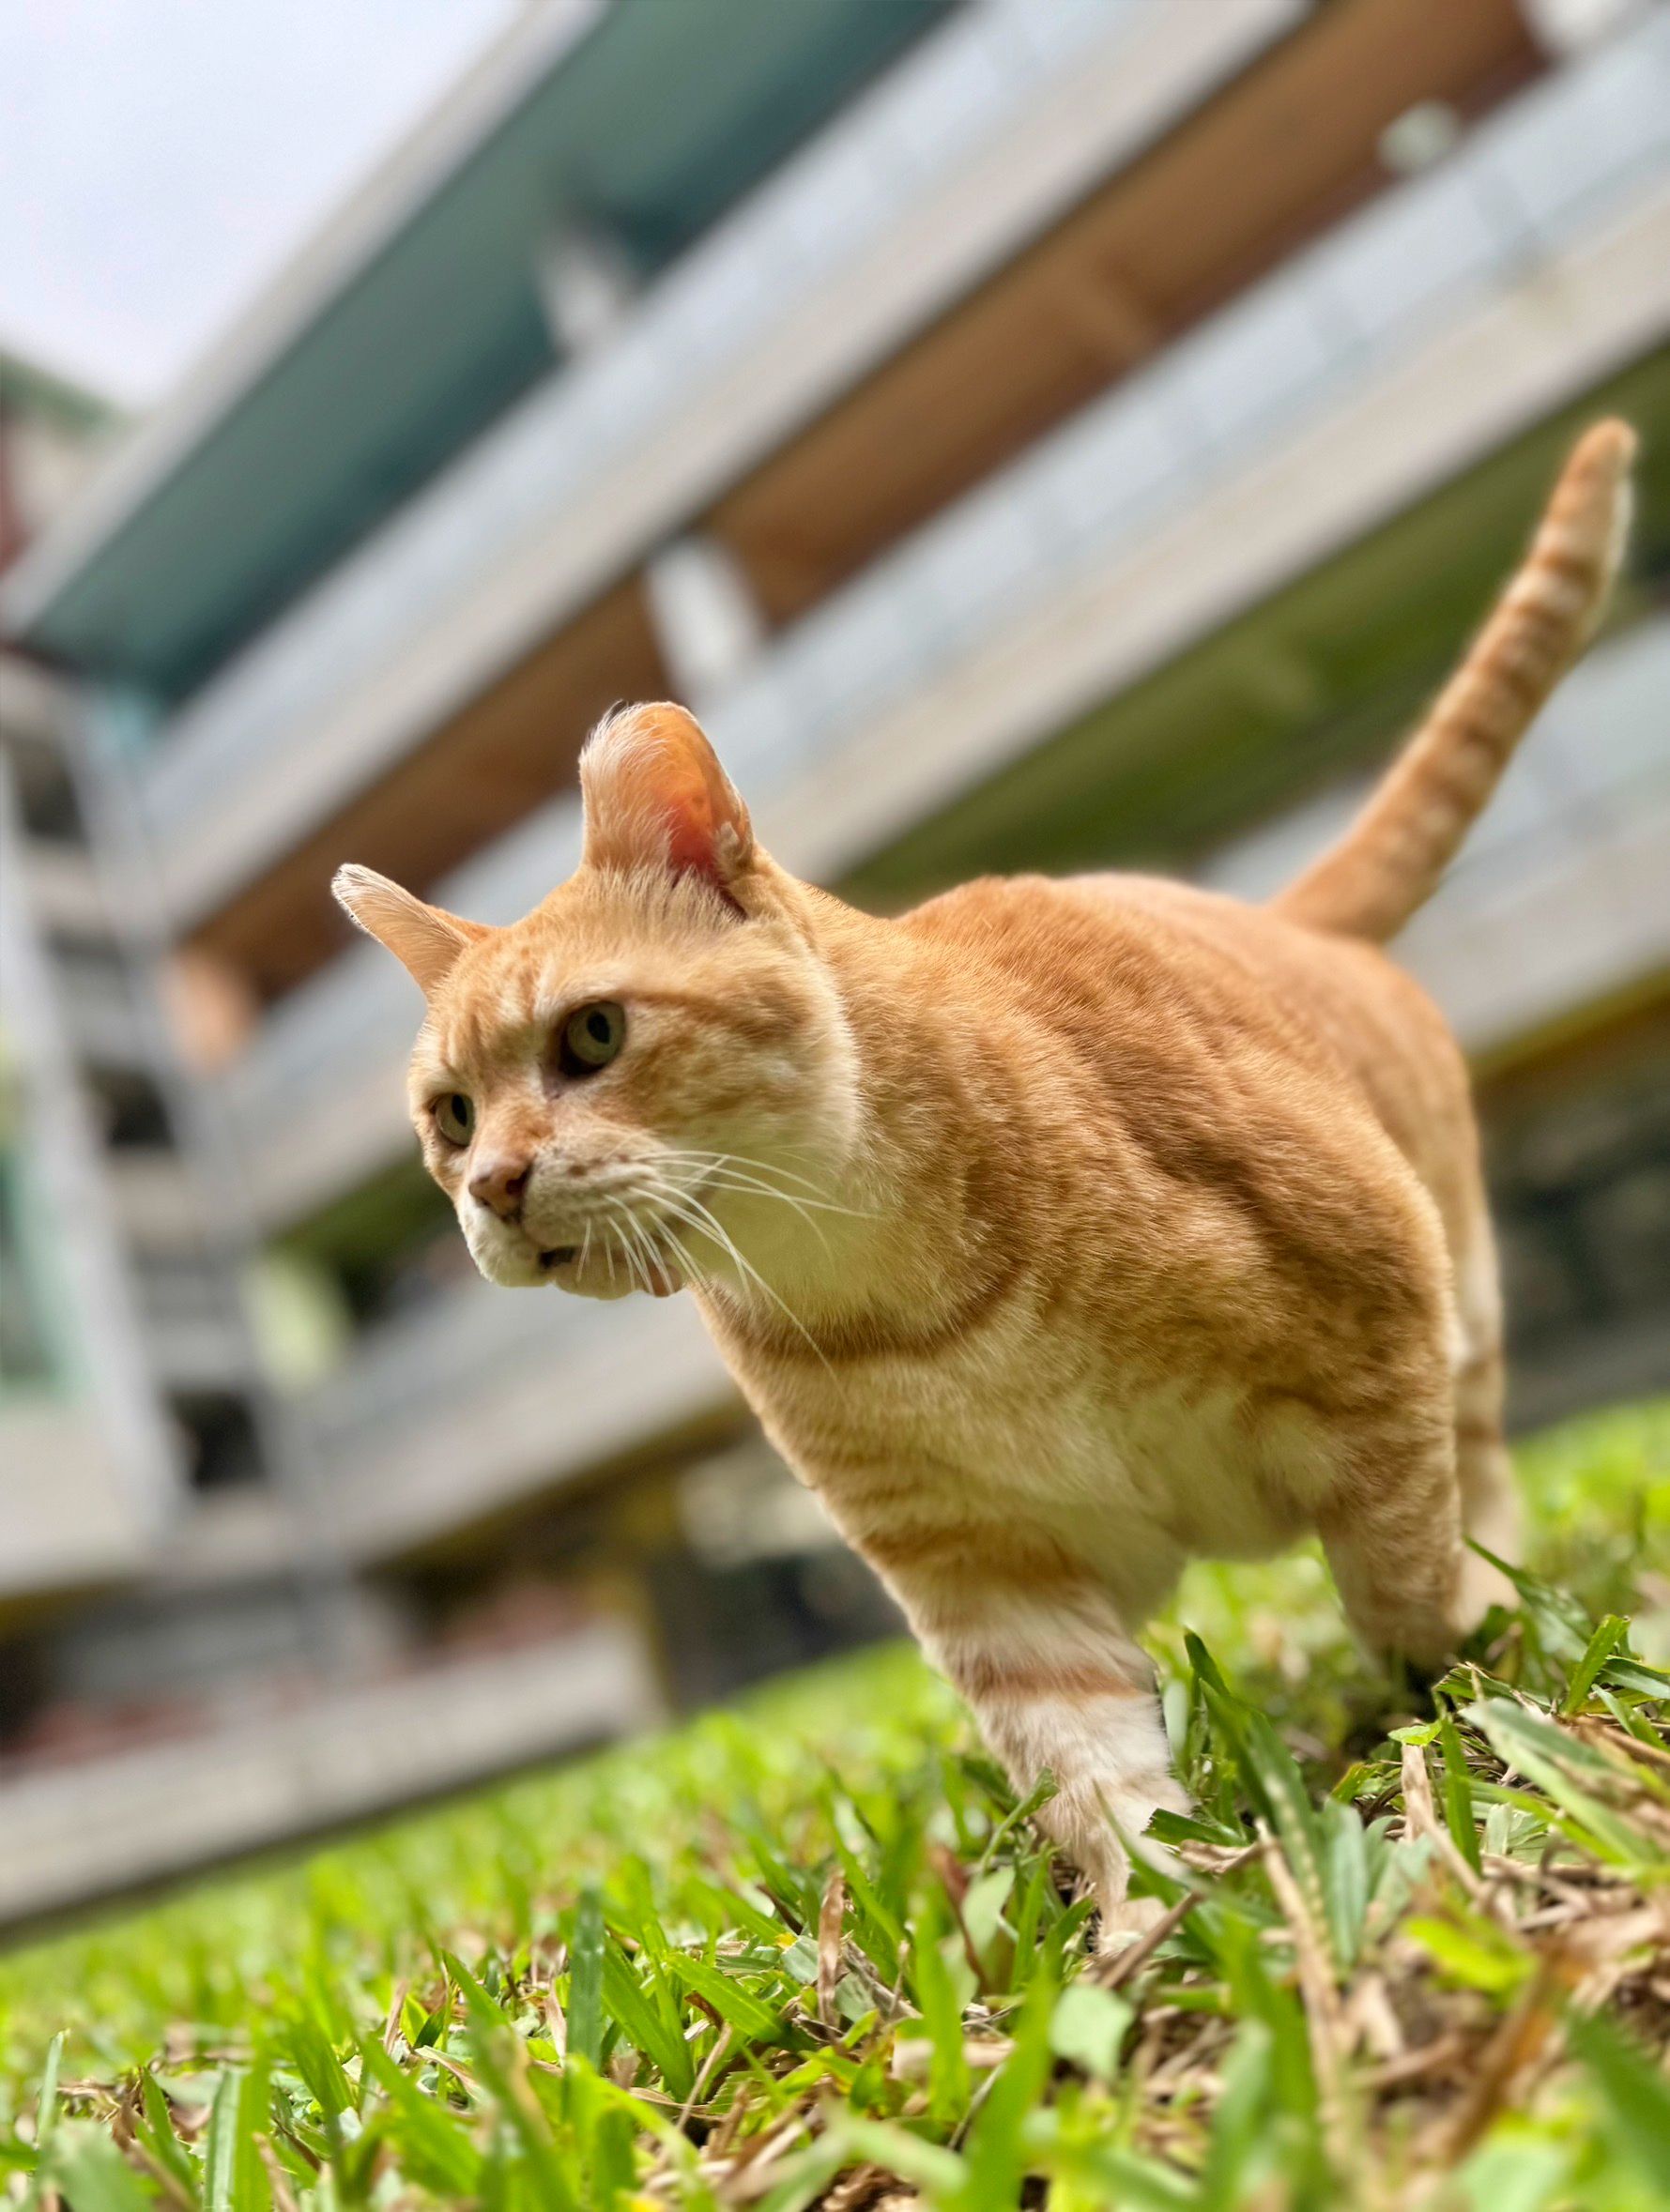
left=533, top=1171, right=719, bottom=1297
left=536, top=1235, right=683, bottom=1298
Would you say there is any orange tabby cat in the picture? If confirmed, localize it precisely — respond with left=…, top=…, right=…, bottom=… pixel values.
left=336, top=421, right=1633, bottom=1932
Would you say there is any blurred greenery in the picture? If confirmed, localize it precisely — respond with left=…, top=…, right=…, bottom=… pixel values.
left=1, top=1399, right=1664, bottom=2209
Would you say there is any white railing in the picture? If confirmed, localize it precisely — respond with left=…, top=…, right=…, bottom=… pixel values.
left=309, top=1276, right=725, bottom=1558
left=0, top=759, right=181, bottom=1567
left=0, top=1618, right=660, bottom=1926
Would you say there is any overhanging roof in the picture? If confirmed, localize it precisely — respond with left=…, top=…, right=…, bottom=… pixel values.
left=0, top=0, right=953, bottom=701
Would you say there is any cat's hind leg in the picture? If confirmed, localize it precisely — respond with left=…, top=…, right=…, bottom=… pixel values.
left=1318, top=1387, right=1473, bottom=1671
left=1448, top=1209, right=1521, bottom=1624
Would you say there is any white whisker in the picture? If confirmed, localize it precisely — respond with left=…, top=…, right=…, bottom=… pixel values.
left=692, top=1169, right=847, bottom=1223
left=658, top=1149, right=876, bottom=1219
left=653, top=1149, right=876, bottom=1223
left=678, top=1171, right=834, bottom=1257
left=605, top=1198, right=653, bottom=1296
left=651, top=1182, right=833, bottom=1375
left=615, top=1196, right=673, bottom=1301
left=655, top=1220, right=708, bottom=1294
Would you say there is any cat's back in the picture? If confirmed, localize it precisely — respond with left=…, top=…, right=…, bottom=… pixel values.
left=898, top=869, right=1474, bottom=1221
left=900, top=866, right=1414, bottom=1045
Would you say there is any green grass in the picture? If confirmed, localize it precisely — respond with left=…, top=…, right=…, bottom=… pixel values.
left=2, top=1403, right=1666, bottom=2211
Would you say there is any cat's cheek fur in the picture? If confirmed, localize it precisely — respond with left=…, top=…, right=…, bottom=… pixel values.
left=460, top=1208, right=545, bottom=1290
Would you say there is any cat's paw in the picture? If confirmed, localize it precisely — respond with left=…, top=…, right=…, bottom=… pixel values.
left=1094, top=1891, right=1170, bottom=1954
left=1091, top=1778, right=1193, bottom=1953
left=1066, top=1771, right=1190, bottom=1908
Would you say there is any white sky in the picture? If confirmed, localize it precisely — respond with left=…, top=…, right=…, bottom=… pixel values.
left=0, top=0, right=519, bottom=411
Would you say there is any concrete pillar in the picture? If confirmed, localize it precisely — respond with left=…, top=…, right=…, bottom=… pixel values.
left=644, top=533, right=767, bottom=706
left=536, top=222, right=638, bottom=357
left=0, top=748, right=180, bottom=1560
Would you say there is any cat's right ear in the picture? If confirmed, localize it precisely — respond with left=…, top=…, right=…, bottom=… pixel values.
left=580, top=701, right=754, bottom=894
left=332, top=864, right=486, bottom=998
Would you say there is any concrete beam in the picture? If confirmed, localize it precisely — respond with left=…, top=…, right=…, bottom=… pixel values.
left=645, top=535, right=768, bottom=705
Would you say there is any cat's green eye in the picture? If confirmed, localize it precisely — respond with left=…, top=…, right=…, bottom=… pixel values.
left=433, top=1092, right=473, bottom=1146
left=560, top=999, right=626, bottom=1077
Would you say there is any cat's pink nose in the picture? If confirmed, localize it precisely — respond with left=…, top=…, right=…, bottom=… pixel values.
left=469, top=1153, right=531, bottom=1221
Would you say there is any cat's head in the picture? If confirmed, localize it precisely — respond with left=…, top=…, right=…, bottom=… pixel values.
left=333, top=704, right=859, bottom=1300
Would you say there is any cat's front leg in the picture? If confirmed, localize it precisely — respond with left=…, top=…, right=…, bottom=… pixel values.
left=862, top=1524, right=1188, bottom=1942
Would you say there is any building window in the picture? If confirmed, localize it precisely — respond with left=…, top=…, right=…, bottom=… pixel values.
left=0, top=1152, right=57, bottom=1388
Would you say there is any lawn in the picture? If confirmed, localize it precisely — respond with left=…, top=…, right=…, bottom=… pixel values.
left=2, top=1402, right=1666, bottom=2210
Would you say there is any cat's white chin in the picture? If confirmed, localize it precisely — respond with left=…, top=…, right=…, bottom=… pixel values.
left=467, top=1227, right=684, bottom=1300
left=466, top=1232, right=562, bottom=1292
left=470, top=1251, right=549, bottom=1291
left=552, top=1246, right=683, bottom=1300
left=494, top=1243, right=684, bottom=1301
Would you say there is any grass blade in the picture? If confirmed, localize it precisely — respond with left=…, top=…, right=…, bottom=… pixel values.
left=566, top=1884, right=605, bottom=2069
left=1438, top=1709, right=1483, bottom=1876
left=1560, top=1613, right=1630, bottom=1715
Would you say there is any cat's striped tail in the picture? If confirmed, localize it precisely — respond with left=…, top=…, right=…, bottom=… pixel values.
left=1273, top=420, right=1636, bottom=944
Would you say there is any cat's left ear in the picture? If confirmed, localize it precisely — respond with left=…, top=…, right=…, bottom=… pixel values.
left=579, top=703, right=754, bottom=895
left=332, top=864, right=487, bottom=998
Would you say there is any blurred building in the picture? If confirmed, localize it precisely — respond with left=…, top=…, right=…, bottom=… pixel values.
left=2, top=0, right=1667, bottom=1917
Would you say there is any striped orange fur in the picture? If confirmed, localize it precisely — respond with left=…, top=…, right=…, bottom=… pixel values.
left=1275, top=420, right=1635, bottom=939
left=336, top=421, right=1634, bottom=1939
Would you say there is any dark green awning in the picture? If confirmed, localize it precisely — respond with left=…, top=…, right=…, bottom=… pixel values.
left=7, top=0, right=953, bottom=703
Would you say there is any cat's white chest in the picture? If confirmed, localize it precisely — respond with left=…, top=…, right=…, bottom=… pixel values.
left=747, top=1299, right=1318, bottom=1605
